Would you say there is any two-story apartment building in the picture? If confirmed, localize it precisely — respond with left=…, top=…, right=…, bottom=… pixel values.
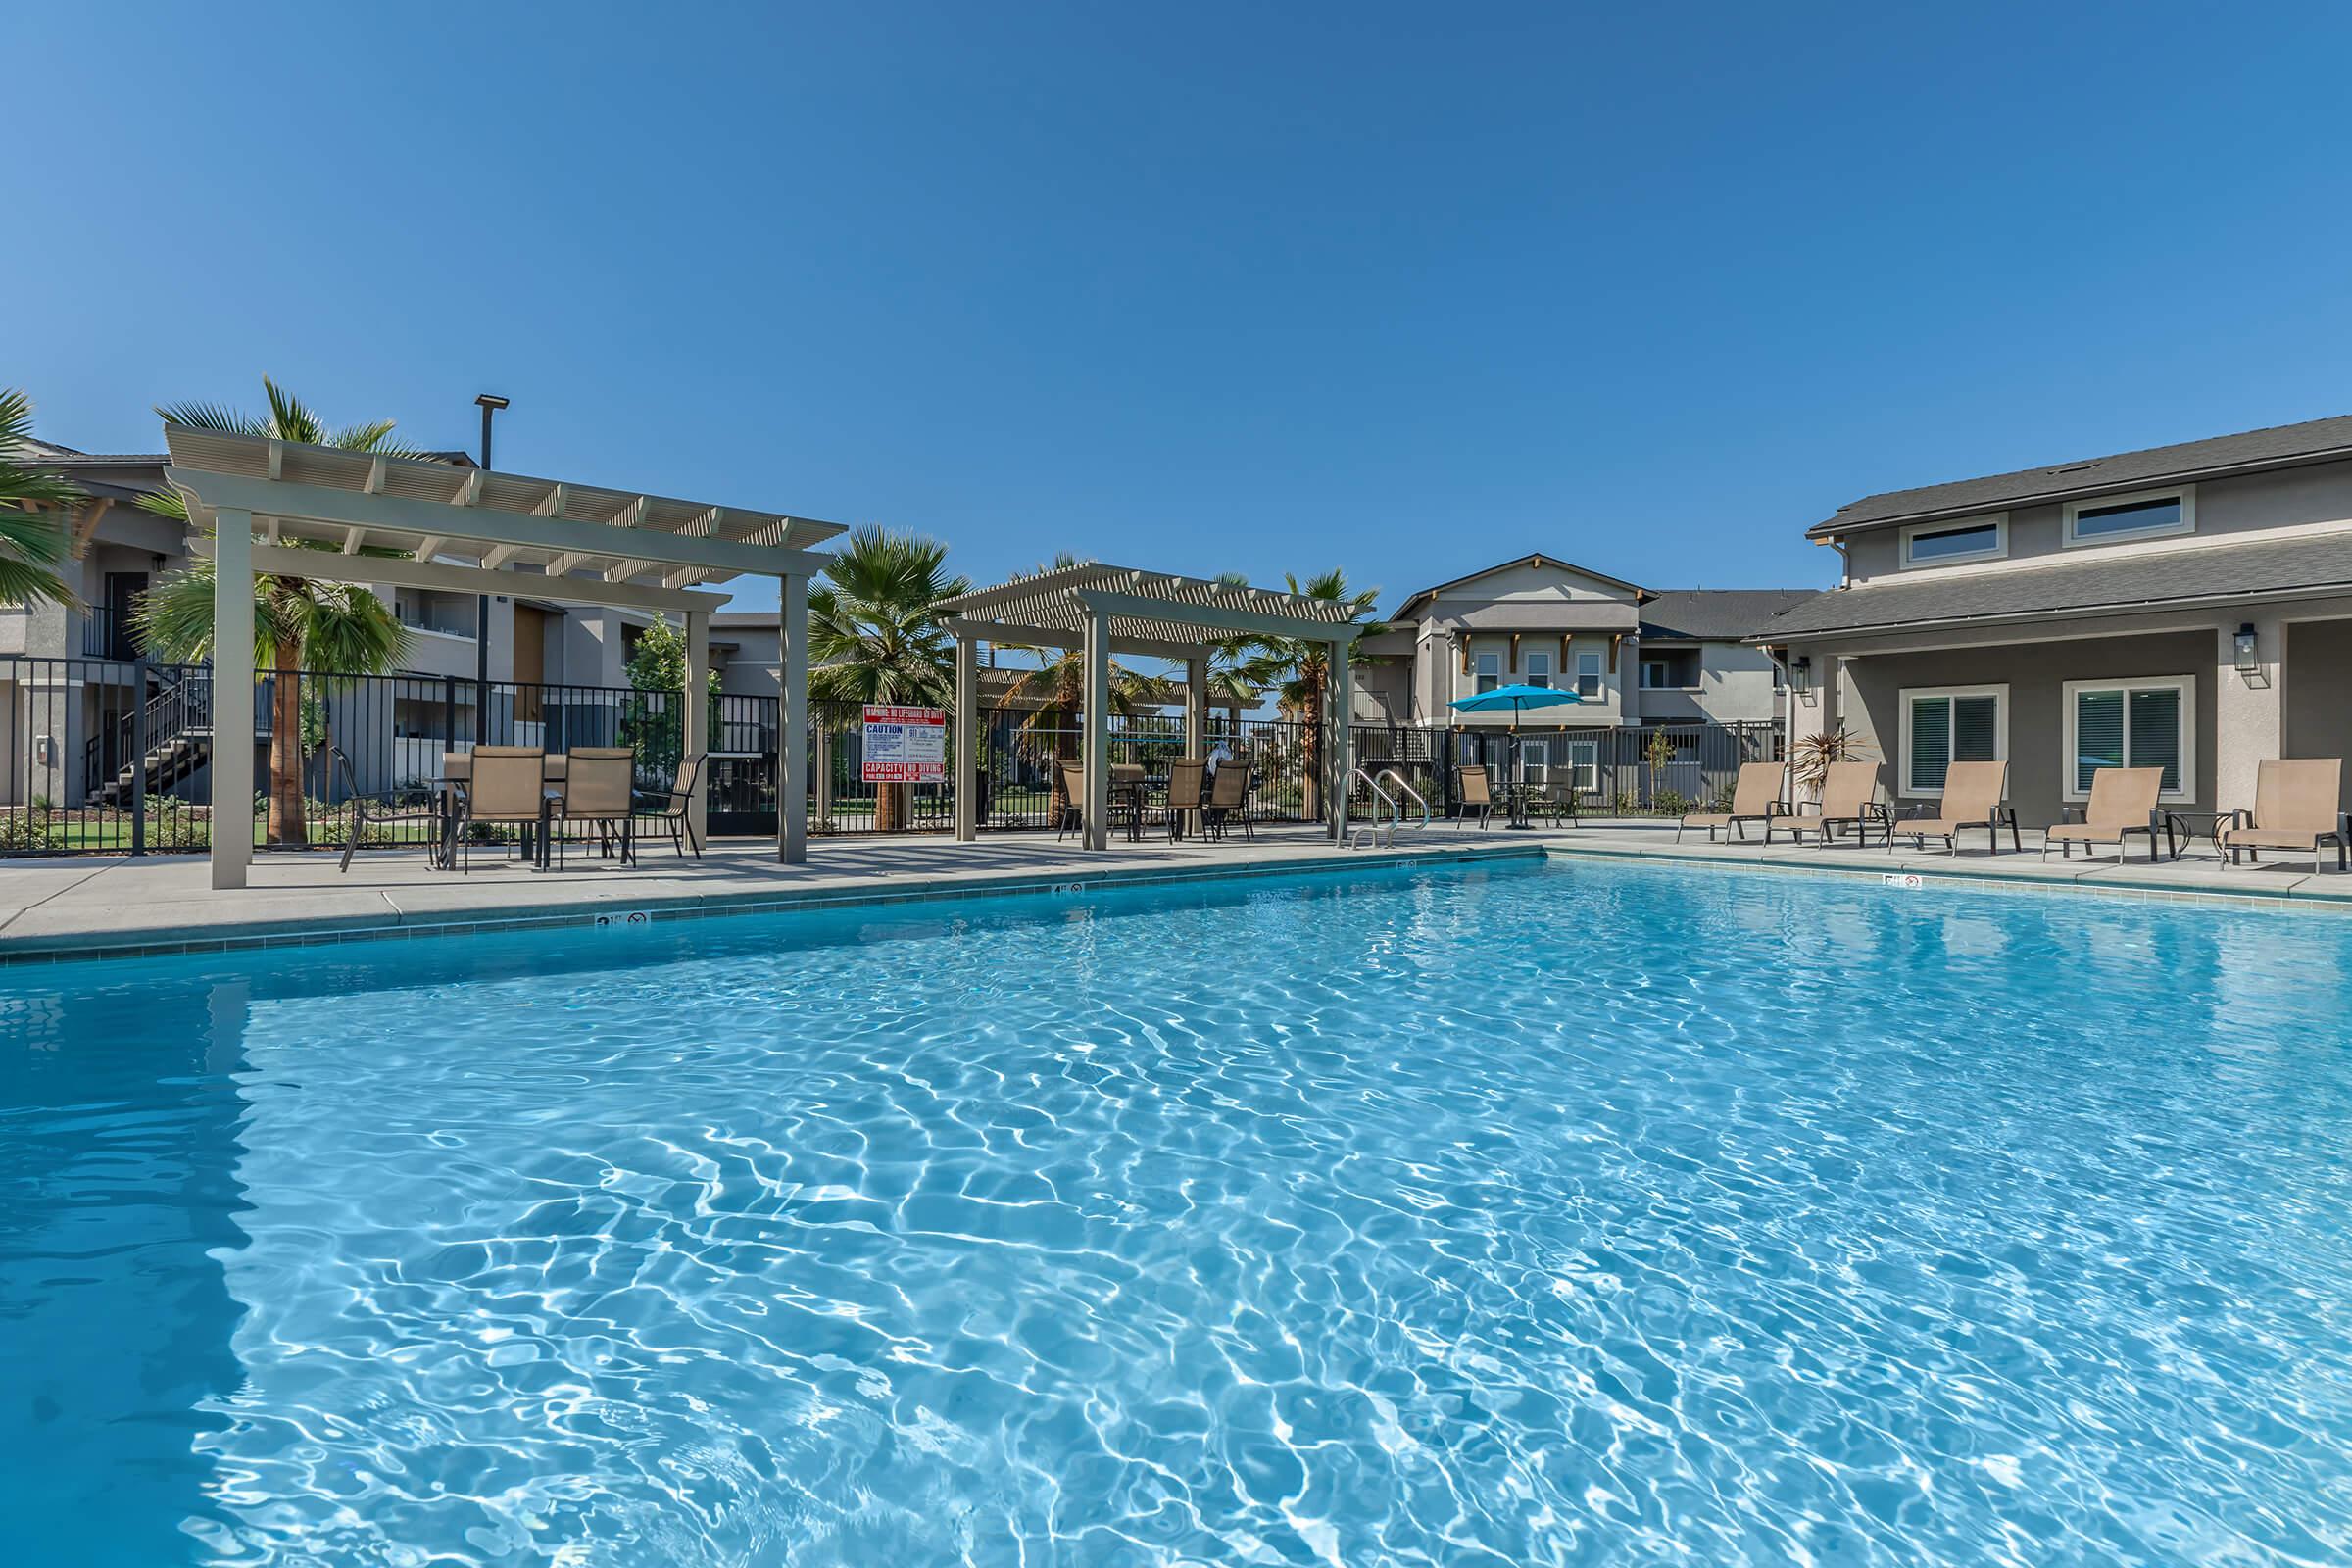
left=1357, top=554, right=1815, bottom=732
left=1760, top=414, right=2352, bottom=827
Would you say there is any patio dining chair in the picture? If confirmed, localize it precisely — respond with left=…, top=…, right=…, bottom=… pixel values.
left=550, top=747, right=637, bottom=867
left=1054, top=759, right=1087, bottom=841
left=1205, top=761, right=1252, bottom=840
left=328, top=747, right=446, bottom=873
left=632, top=753, right=706, bottom=859
left=1161, top=757, right=1206, bottom=841
left=1453, top=764, right=1495, bottom=829
left=453, top=745, right=552, bottom=872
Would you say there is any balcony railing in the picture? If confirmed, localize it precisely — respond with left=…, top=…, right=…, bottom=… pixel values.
left=80, top=607, right=147, bottom=661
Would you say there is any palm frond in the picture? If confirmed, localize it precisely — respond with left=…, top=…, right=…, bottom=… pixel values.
left=153, top=398, right=268, bottom=435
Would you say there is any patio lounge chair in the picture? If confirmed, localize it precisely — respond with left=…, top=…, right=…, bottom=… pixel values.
left=453, top=745, right=551, bottom=872
left=2217, top=758, right=2347, bottom=872
left=1206, top=761, right=1252, bottom=840
left=1886, top=760, right=2020, bottom=855
left=550, top=747, right=636, bottom=867
left=328, top=747, right=445, bottom=873
left=1161, top=757, right=1206, bottom=841
left=1454, top=764, right=1495, bottom=829
left=1782, top=760, right=1887, bottom=848
left=2043, top=766, right=2171, bottom=861
left=1676, top=761, right=1788, bottom=844
left=632, top=753, right=705, bottom=859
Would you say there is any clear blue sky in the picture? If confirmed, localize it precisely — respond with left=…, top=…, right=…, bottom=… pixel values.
left=15, top=2, right=2352, bottom=613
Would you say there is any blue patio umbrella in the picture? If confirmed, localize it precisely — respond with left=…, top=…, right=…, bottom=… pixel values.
left=1449, top=684, right=1584, bottom=828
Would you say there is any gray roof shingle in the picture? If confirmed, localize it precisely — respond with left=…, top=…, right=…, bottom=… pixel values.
left=1638, top=588, right=1820, bottom=641
left=1814, top=414, right=2352, bottom=537
left=1758, top=531, right=2352, bottom=639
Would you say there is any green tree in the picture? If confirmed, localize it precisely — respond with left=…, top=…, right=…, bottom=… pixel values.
left=1230, top=568, right=1382, bottom=820
left=622, top=614, right=721, bottom=783
left=0, top=388, right=82, bottom=611
left=806, top=525, right=968, bottom=831
left=133, top=380, right=425, bottom=846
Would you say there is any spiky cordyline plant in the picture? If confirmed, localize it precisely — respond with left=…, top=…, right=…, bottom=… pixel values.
left=134, top=379, right=425, bottom=846
left=0, top=388, right=83, bottom=611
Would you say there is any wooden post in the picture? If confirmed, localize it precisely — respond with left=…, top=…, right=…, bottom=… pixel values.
left=954, top=633, right=979, bottom=841
left=211, top=509, right=255, bottom=889
left=779, top=571, right=808, bottom=863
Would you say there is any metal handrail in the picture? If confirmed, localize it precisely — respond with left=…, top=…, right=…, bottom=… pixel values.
left=1377, top=767, right=1430, bottom=832
left=1348, top=766, right=1397, bottom=849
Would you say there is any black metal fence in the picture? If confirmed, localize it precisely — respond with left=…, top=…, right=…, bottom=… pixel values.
left=0, top=651, right=1782, bottom=856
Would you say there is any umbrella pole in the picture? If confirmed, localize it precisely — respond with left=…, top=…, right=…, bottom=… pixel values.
left=1507, top=706, right=1533, bottom=830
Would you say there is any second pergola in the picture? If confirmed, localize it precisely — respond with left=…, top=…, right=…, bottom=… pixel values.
left=939, top=564, right=1365, bottom=849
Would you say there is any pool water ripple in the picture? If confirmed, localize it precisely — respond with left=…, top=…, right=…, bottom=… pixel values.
left=4, top=859, right=2352, bottom=1564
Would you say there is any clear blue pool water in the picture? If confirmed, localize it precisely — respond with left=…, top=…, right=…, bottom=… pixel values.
left=5, top=858, right=2352, bottom=1566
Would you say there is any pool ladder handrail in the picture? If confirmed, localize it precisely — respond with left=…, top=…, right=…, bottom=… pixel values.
left=1348, top=767, right=1429, bottom=849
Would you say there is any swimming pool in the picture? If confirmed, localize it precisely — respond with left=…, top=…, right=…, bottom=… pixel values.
left=5, top=858, right=2350, bottom=1565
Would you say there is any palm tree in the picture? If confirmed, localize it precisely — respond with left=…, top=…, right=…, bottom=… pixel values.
left=134, top=380, right=425, bottom=846
left=1232, top=568, right=1382, bottom=820
left=806, top=525, right=969, bottom=831
left=0, top=388, right=83, bottom=611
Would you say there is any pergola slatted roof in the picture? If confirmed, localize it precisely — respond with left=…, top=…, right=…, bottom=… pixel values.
left=939, top=561, right=1361, bottom=651
left=164, top=427, right=845, bottom=588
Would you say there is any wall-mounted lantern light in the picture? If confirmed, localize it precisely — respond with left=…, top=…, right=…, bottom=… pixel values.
left=2234, top=623, right=2260, bottom=674
left=1789, top=655, right=1812, bottom=694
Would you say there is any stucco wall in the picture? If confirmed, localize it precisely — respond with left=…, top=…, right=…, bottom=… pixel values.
left=2285, top=617, right=2352, bottom=770
left=1836, top=630, right=2215, bottom=826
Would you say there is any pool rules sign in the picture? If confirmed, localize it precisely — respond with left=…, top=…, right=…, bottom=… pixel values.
left=860, top=704, right=947, bottom=784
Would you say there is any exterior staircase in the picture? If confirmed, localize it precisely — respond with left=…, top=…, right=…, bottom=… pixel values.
left=86, top=666, right=213, bottom=808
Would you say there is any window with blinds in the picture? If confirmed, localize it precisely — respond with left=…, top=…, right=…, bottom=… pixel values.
left=1904, top=689, right=2003, bottom=793
left=2068, top=680, right=2188, bottom=796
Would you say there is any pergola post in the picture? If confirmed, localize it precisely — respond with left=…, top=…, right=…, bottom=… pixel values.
left=1083, top=606, right=1110, bottom=851
left=684, top=609, right=710, bottom=847
left=954, top=633, right=979, bottom=841
left=1330, top=638, right=1353, bottom=844
left=210, top=509, right=256, bottom=890
left=1185, top=656, right=1206, bottom=757
left=779, top=571, right=808, bottom=863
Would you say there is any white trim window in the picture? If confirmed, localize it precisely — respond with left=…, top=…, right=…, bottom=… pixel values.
left=1900, top=684, right=2007, bottom=796
left=1640, top=659, right=1669, bottom=690
left=1575, top=651, right=1602, bottom=700
left=1520, top=737, right=1549, bottom=768
left=1474, top=651, right=1501, bottom=695
left=1524, top=650, right=1552, bottom=689
left=1899, top=513, right=2008, bottom=568
left=2063, top=486, right=2194, bottom=547
left=2063, top=675, right=2194, bottom=801
left=1565, top=737, right=1598, bottom=792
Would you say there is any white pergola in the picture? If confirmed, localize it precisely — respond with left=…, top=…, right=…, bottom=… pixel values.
left=162, top=427, right=844, bottom=890
left=938, top=564, right=1366, bottom=849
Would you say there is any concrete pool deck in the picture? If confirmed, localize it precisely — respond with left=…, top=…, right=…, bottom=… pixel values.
left=4, top=815, right=2347, bottom=963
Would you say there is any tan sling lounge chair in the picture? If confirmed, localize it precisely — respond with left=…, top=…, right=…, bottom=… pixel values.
left=2043, top=765, right=2170, bottom=861
left=1676, top=761, right=1788, bottom=844
left=1886, top=760, right=2019, bottom=855
left=1206, top=761, right=1252, bottom=839
left=2217, top=758, right=2347, bottom=872
left=1782, top=760, right=1886, bottom=848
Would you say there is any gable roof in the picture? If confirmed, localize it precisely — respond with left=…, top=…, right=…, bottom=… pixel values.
left=1390, top=553, right=1649, bottom=619
left=1637, top=588, right=1820, bottom=641
left=1812, top=414, right=2352, bottom=539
